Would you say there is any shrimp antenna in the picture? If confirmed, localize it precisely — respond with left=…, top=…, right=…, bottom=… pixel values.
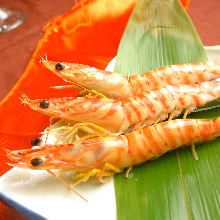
left=39, top=56, right=44, bottom=64
left=43, top=117, right=54, bottom=145
left=39, top=54, right=48, bottom=64
left=45, top=53, right=48, bottom=61
left=19, top=93, right=30, bottom=105
left=47, top=169, right=88, bottom=202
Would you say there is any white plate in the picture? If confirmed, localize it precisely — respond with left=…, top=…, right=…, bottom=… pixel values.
left=0, top=46, right=219, bottom=220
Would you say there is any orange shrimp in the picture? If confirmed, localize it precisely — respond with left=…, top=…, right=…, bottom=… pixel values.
left=21, top=80, right=220, bottom=133
left=41, top=58, right=220, bottom=100
left=7, top=118, right=220, bottom=194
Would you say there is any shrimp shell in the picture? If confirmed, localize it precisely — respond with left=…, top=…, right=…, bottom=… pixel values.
left=7, top=117, right=220, bottom=171
left=21, top=80, right=220, bottom=133
left=41, top=59, right=220, bottom=100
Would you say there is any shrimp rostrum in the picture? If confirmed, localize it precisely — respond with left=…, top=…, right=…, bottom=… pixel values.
left=41, top=58, right=220, bottom=100
left=7, top=118, right=220, bottom=199
left=21, top=80, right=220, bottom=134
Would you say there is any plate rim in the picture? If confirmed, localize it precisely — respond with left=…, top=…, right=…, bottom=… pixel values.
left=0, top=190, right=46, bottom=220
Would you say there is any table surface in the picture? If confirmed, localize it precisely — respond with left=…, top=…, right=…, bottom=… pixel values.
left=0, top=0, right=219, bottom=219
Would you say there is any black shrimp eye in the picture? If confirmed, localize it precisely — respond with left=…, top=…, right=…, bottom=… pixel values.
left=31, top=137, right=42, bottom=146
left=40, top=100, right=50, bottom=108
left=31, top=158, right=43, bottom=167
left=55, top=62, right=65, bottom=71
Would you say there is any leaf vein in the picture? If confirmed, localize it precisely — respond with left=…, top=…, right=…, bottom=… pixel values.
left=177, top=152, right=192, bottom=220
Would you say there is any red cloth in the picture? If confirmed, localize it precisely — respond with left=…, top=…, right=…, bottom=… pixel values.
left=0, top=0, right=137, bottom=176
left=0, top=0, right=189, bottom=218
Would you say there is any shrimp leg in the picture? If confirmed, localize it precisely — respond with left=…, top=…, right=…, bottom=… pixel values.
left=65, top=122, right=111, bottom=142
left=168, top=112, right=175, bottom=121
left=124, top=165, right=133, bottom=178
left=48, top=122, right=111, bottom=143
left=72, top=169, right=102, bottom=186
left=97, top=163, right=121, bottom=183
left=54, top=122, right=111, bottom=136
left=182, top=109, right=199, bottom=159
left=72, top=170, right=111, bottom=179
left=183, top=109, right=190, bottom=119
left=191, top=144, right=199, bottom=160
left=73, top=163, right=122, bottom=185
left=74, top=133, right=109, bottom=142
left=72, top=169, right=114, bottom=186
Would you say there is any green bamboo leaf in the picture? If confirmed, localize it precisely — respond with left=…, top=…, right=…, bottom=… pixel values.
left=114, top=0, right=220, bottom=219
left=115, top=0, right=207, bottom=75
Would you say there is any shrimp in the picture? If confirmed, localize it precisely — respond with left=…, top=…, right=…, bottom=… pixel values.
left=21, top=80, right=220, bottom=134
left=41, top=58, right=220, bottom=100
left=7, top=118, right=220, bottom=198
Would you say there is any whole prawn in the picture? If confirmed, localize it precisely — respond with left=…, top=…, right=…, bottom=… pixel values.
left=41, top=58, right=220, bottom=100
left=7, top=117, right=220, bottom=200
left=21, top=80, right=220, bottom=134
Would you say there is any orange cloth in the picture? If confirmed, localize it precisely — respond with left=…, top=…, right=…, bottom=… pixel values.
left=0, top=0, right=189, bottom=218
left=0, top=0, right=137, bottom=176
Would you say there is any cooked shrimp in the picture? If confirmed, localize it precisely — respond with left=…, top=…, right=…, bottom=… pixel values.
left=21, top=80, right=220, bottom=134
left=7, top=118, right=220, bottom=189
left=41, top=58, right=220, bottom=100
